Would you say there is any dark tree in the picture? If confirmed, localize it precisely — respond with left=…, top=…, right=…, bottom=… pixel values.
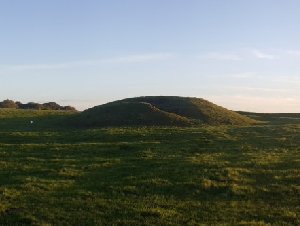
left=63, top=106, right=76, bottom=111
left=42, top=102, right=61, bottom=110
left=20, top=102, right=42, bottom=110
left=0, top=99, right=76, bottom=111
left=0, top=99, right=18, bottom=108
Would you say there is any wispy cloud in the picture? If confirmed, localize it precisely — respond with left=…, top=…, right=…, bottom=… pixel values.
left=225, top=86, right=292, bottom=93
left=286, top=50, right=300, bottom=57
left=105, top=53, right=176, bottom=63
left=230, top=72, right=257, bottom=79
left=0, top=53, right=176, bottom=73
left=251, top=49, right=278, bottom=60
left=270, top=75, right=300, bottom=85
left=200, top=49, right=282, bottom=61
left=201, top=52, right=242, bottom=61
left=253, top=49, right=300, bottom=59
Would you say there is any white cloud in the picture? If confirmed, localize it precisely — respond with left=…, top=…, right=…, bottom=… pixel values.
left=225, top=86, right=290, bottom=93
left=251, top=49, right=278, bottom=60
left=201, top=52, right=242, bottom=61
left=105, top=53, right=176, bottom=63
left=0, top=53, right=176, bottom=73
left=200, top=49, right=283, bottom=61
left=230, top=72, right=257, bottom=79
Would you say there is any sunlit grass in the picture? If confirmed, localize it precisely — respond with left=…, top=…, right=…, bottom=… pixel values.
left=0, top=109, right=299, bottom=225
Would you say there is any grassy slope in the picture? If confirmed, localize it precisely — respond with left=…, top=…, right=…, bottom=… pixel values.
left=0, top=109, right=299, bottom=225
left=78, top=96, right=257, bottom=127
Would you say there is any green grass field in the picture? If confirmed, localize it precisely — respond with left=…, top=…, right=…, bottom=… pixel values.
left=0, top=109, right=299, bottom=225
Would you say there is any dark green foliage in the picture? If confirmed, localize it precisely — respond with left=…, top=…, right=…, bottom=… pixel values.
left=18, top=102, right=42, bottom=110
left=75, top=96, right=257, bottom=127
left=0, top=109, right=299, bottom=225
left=62, top=105, right=77, bottom=111
left=0, top=99, right=18, bottom=108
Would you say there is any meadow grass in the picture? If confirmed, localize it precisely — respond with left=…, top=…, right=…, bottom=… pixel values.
left=0, top=109, right=299, bottom=225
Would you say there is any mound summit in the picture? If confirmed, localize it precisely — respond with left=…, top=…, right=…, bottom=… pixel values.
left=74, top=96, right=257, bottom=127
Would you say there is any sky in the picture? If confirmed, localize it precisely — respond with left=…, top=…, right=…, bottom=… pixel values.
left=0, top=0, right=300, bottom=112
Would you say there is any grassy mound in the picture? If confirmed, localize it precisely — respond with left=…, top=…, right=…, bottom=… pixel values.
left=74, top=96, right=256, bottom=127
left=75, top=102, right=192, bottom=127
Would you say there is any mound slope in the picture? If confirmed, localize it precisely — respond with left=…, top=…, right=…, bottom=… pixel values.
left=117, top=96, right=257, bottom=125
left=75, top=96, right=257, bottom=127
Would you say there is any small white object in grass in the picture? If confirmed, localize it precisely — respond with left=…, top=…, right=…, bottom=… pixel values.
left=30, top=121, right=34, bottom=124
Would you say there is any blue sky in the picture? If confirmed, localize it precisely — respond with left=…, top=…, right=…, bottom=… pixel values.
left=0, top=0, right=299, bottom=112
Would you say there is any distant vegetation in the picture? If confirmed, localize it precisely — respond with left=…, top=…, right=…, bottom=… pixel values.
left=73, top=96, right=257, bottom=127
left=0, top=99, right=76, bottom=111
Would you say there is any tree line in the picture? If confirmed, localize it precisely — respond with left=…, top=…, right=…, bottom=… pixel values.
left=0, top=99, right=76, bottom=111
